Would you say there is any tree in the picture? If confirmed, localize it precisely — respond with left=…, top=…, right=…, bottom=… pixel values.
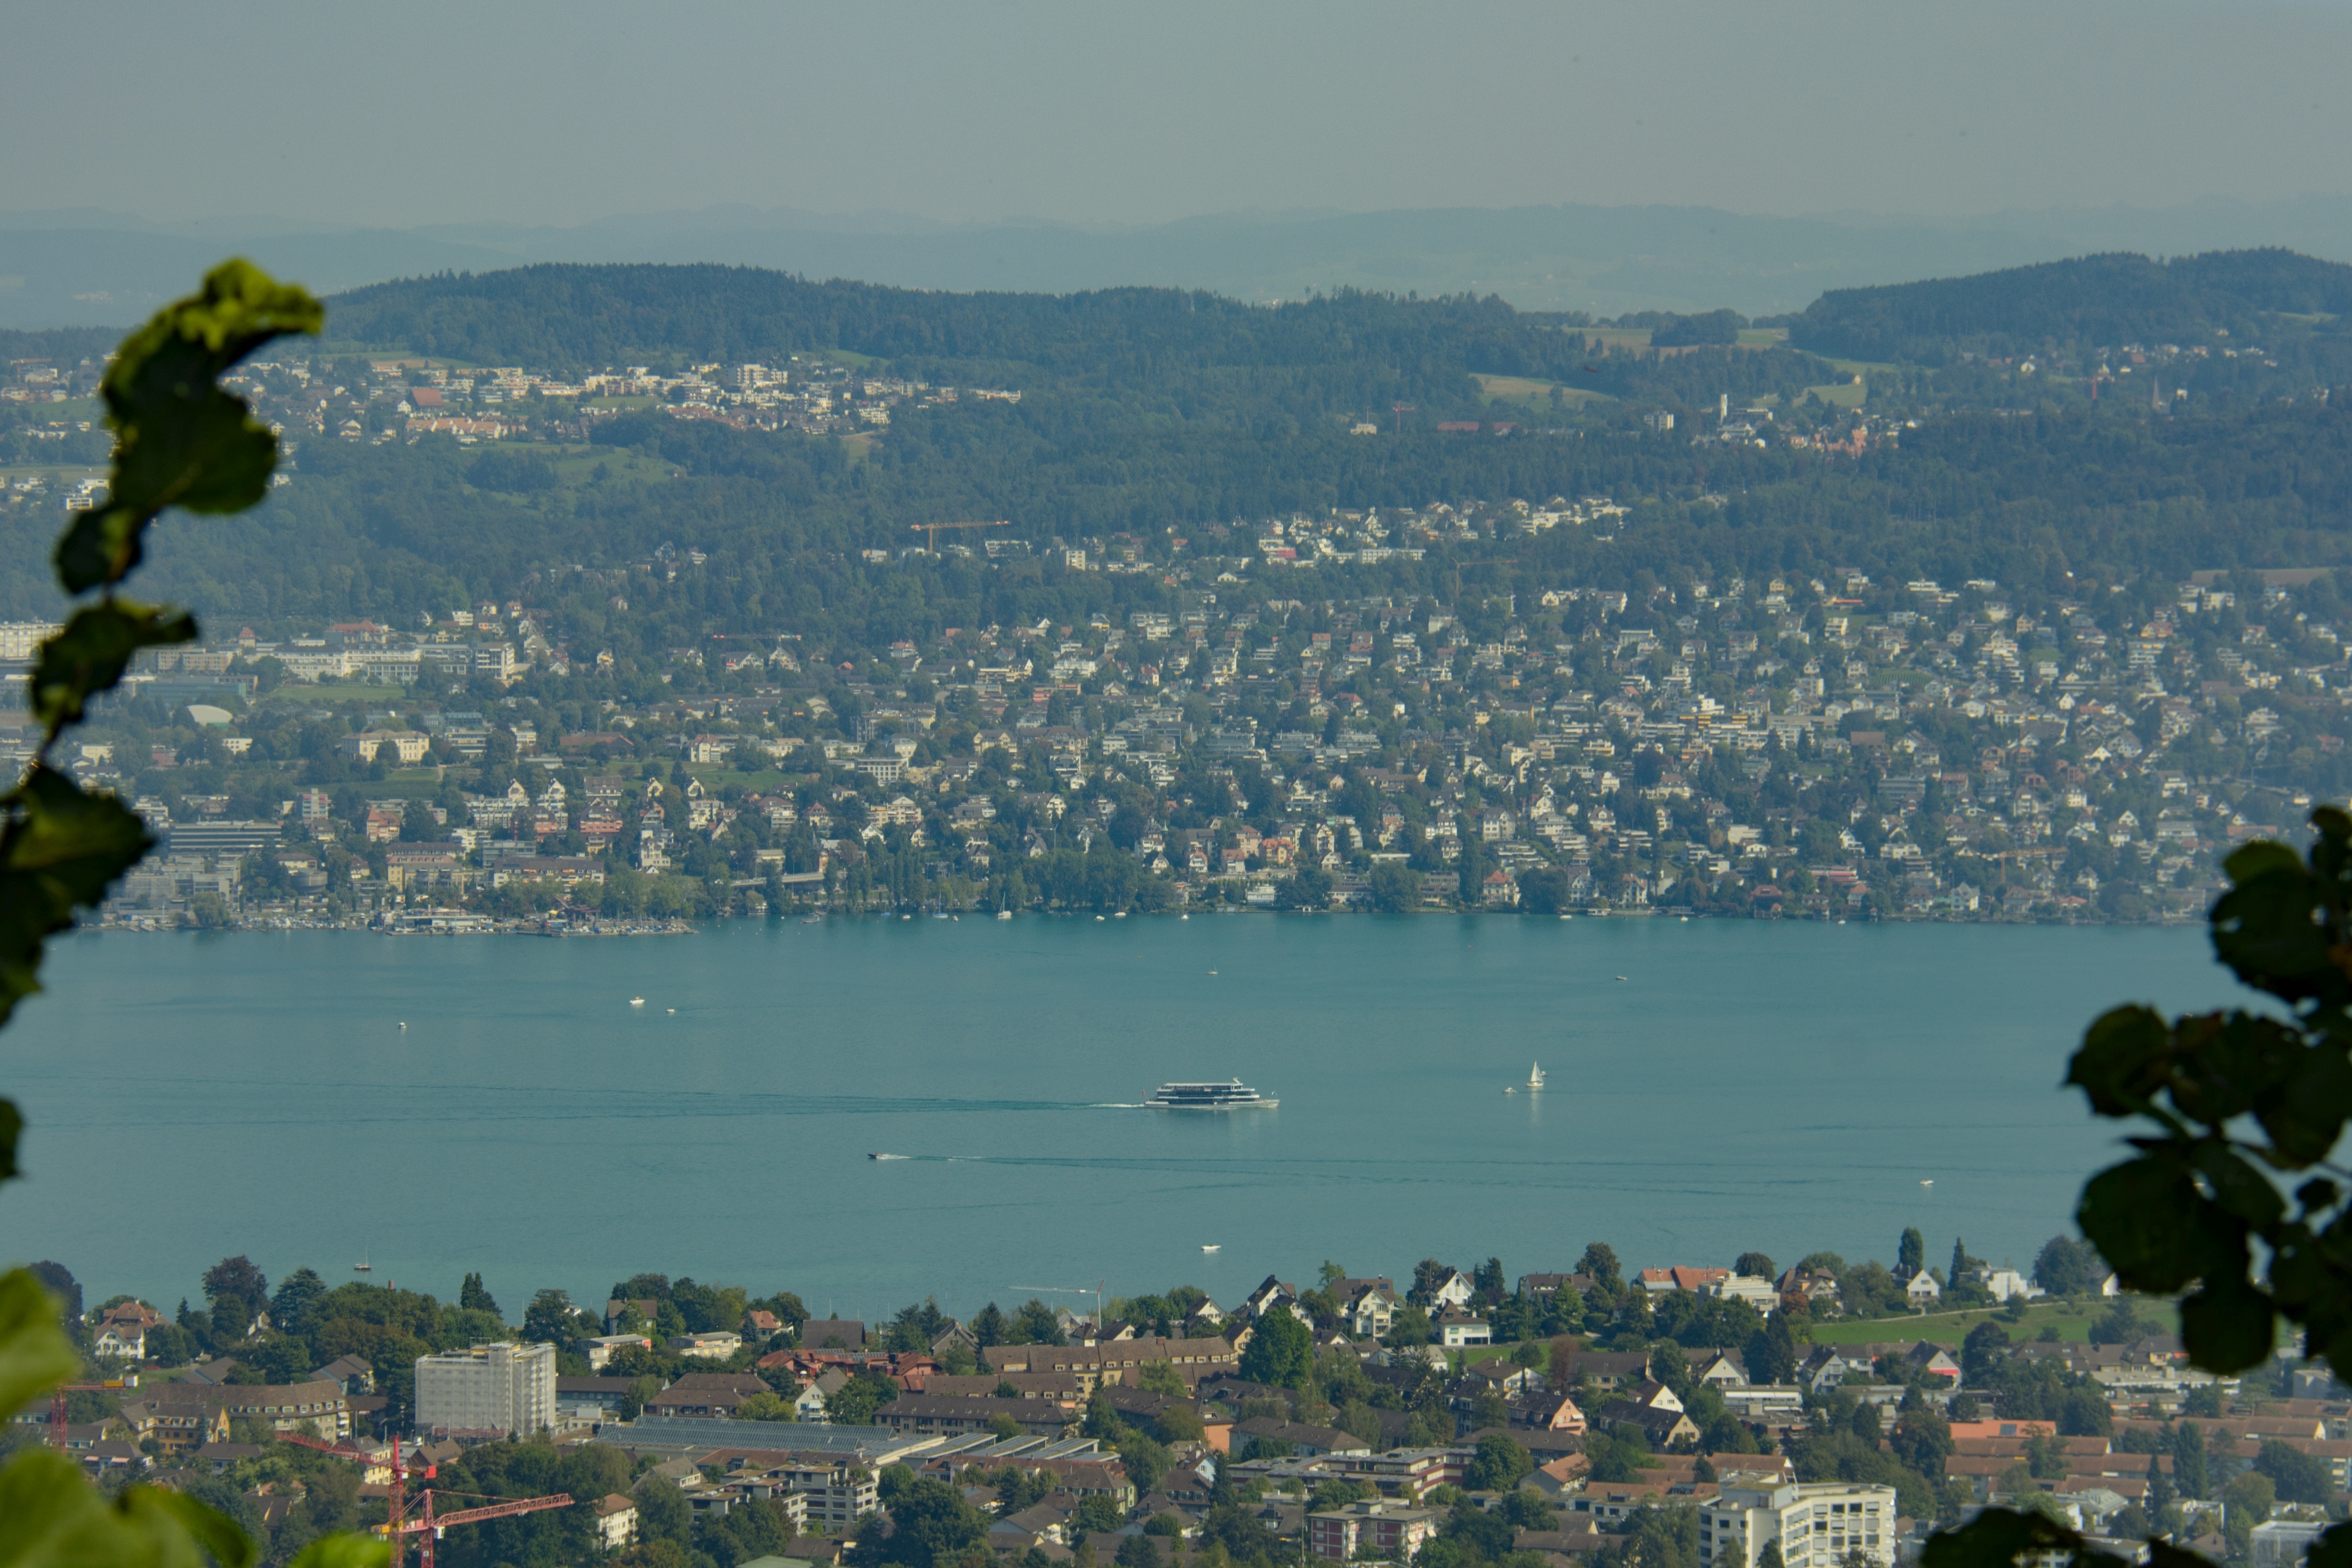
left=1578, top=1243, right=1622, bottom=1290
left=459, top=1272, right=500, bottom=1319
left=1960, top=1322, right=2011, bottom=1388
left=1367, top=862, right=1421, bottom=913
left=2253, top=1440, right=2333, bottom=1505
left=1138, top=1360, right=1185, bottom=1396
left=828, top=1369, right=901, bottom=1426
left=1464, top=1432, right=1532, bottom=1492
left=1746, top=1310, right=1799, bottom=1386
left=203, top=1256, right=270, bottom=1319
left=1732, top=1253, right=1776, bottom=1282
left=1409, top=1259, right=1454, bottom=1308
left=1072, top=1496, right=1125, bottom=1535
left=1238, top=1309, right=1311, bottom=1388
left=2029, top=1236, right=2102, bottom=1297
left=523, top=1289, right=580, bottom=1346
left=1897, top=1229, right=1926, bottom=1277
left=636, top=1474, right=693, bottom=1546
left=2056, top=1384, right=2112, bottom=1437
left=270, top=1268, right=327, bottom=1337
left=25, top=1264, right=80, bottom=1326
left=972, top=1302, right=1008, bottom=1348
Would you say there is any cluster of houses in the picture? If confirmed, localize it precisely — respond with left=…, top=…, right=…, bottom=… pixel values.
left=38, top=554, right=2350, bottom=930
left=45, top=1259, right=2352, bottom=1567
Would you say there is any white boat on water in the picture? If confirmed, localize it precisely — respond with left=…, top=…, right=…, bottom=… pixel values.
left=1528, top=1063, right=1546, bottom=1090
left=1201, top=1244, right=1221, bottom=1253
left=1145, top=1078, right=1278, bottom=1110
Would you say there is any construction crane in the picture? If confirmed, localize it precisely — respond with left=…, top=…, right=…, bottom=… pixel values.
left=50, top=1378, right=131, bottom=1451
left=1391, top=401, right=1415, bottom=436
left=908, top=519, right=1011, bottom=552
left=280, top=1432, right=572, bottom=1568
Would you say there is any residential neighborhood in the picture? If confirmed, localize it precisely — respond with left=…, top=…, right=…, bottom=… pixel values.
left=12, top=533, right=2346, bottom=931
left=18, top=1231, right=2348, bottom=1568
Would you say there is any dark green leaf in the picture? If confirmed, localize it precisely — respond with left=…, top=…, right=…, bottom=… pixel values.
left=2068, top=1006, right=2174, bottom=1118
left=2307, top=1521, right=2352, bottom=1568
left=0, top=1098, right=17, bottom=1184
left=58, top=259, right=321, bottom=594
left=2191, top=1143, right=2287, bottom=1229
left=0, top=768, right=154, bottom=1028
left=29, top=602, right=197, bottom=734
left=2211, top=849, right=2335, bottom=1001
left=2077, top=1154, right=2217, bottom=1294
left=1921, top=1506, right=2124, bottom=1568
left=2179, top=1278, right=2276, bottom=1373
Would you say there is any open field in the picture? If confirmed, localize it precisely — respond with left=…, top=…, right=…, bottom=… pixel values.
left=1805, top=1295, right=2175, bottom=1347
left=1807, top=380, right=1867, bottom=410
left=1472, top=373, right=1611, bottom=406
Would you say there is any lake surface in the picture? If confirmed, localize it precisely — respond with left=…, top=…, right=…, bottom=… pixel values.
left=1, top=915, right=2251, bottom=1324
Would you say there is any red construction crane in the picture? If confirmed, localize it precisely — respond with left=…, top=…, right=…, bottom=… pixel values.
left=278, top=1431, right=572, bottom=1568
left=50, top=1379, right=131, bottom=1451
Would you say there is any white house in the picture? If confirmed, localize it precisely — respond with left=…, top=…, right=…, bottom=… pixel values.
left=1436, top=1313, right=1491, bottom=1348
left=593, top=1493, right=639, bottom=1550
left=1903, top=1272, right=1942, bottom=1308
left=1981, top=1271, right=2042, bottom=1303
left=1430, top=1272, right=1475, bottom=1310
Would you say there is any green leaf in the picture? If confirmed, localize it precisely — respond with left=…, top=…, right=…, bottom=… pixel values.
left=2077, top=1154, right=2219, bottom=1295
left=148, top=1490, right=255, bottom=1568
left=0, top=768, right=155, bottom=1029
left=29, top=602, right=197, bottom=734
left=2303, top=1520, right=2352, bottom=1568
left=2191, top=1143, right=2287, bottom=1230
left=2211, top=849, right=2336, bottom=1002
left=0, top=1449, right=229, bottom=1568
left=1920, top=1506, right=2126, bottom=1568
left=57, top=259, right=321, bottom=594
left=0, top=1098, right=18, bottom=1184
left=0, top=1267, right=80, bottom=1420
left=287, top=1534, right=392, bottom=1568
left=2067, top=1005, right=2174, bottom=1118
left=2179, top=1278, right=2276, bottom=1374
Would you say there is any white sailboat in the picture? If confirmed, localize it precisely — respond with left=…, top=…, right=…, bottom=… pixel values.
left=1527, top=1063, right=1546, bottom=1091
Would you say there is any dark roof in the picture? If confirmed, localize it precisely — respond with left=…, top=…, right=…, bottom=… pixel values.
left=801, top=1319, right=866, bottom=1350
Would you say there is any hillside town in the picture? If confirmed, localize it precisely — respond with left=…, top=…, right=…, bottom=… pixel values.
left=19, top=1235, right=2347, bottom=1568
left=10, top=539, right=2344, bottom=929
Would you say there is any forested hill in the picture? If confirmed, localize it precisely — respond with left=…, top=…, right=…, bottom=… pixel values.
left=1788, top=248, right=2352, bottom=364
left=326, top=264, right=1606, bottom=401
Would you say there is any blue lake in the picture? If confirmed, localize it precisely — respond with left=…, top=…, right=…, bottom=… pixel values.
left=1, top=915, right=2250, bottom=1323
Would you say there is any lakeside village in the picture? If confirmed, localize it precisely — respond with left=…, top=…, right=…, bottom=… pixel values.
left=11, top=551, right=2348, bottom=934
left=19, top=1235, right=2350, bottom=1568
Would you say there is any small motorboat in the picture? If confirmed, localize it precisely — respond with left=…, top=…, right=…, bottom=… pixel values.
left=629, top=997, right=646, bottom=1007
left=1201, top=1245, right=1221, bottom=1253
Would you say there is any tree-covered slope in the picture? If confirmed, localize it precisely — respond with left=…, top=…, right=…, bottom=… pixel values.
left=1788, top=248, right=2352, bottom=363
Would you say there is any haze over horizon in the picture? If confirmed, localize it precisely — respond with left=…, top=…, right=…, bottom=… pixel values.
left=11, top=0, right=2352, bottom=234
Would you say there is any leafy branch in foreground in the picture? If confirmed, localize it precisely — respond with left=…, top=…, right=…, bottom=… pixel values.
left=0, top=263, right=384, bottom=1568
left=1931, top=811, right=2352, bottom=1568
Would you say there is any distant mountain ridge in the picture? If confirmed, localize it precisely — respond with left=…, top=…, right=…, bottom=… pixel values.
left=1789, top=248, right=2352, bottom=364
left=14, top=193, right=2352, bottom=330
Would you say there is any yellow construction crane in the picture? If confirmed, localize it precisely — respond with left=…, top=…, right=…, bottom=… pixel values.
left=910, top=519, right=1013, bottom=552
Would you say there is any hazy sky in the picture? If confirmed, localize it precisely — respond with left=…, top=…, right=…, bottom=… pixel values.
left=10, top=0, right=2351, bottom=230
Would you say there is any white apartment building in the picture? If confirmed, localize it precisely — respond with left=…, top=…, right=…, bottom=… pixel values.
left=1699, top=1483, right=1898, bottom=1568
left=415, top=1342, right=557, bottom=1437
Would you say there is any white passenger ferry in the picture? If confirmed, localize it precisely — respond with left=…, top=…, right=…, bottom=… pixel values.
left=1144, top=1078, right=1278, bottom=1110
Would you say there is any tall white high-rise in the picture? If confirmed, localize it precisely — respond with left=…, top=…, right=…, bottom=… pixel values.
left=414, top=1342, right=557, bottom=1437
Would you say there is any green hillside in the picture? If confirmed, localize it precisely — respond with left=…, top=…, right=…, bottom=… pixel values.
left=1788, top=247, right=2352, bottom=364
